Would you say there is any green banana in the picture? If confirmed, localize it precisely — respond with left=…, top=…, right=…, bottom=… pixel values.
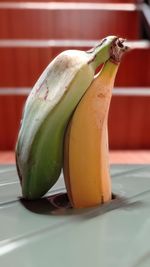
left=16, top=36, right=118, bottom=199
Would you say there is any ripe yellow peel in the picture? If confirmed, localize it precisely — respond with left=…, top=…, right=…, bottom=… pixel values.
left=63, top=60, right=119, bottom=208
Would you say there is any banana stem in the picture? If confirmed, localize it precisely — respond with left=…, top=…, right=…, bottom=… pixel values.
left=110, top=38, right=129, bottom=64
left=88, top=37, right=129, bottom=71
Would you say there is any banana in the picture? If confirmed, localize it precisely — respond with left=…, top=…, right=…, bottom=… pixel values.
left=63, top=38, right=128, bottom=208
left=16, top=36, right=119, bottom=200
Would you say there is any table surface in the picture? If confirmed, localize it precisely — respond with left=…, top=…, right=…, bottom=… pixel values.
left=0, top=164, right=150, bottom=267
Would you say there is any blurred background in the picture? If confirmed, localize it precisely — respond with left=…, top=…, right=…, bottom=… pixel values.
left=0, top=0, right=150, bottom=163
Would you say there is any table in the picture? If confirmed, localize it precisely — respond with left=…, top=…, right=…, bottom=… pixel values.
left=0, top=164, right=150, bottom=267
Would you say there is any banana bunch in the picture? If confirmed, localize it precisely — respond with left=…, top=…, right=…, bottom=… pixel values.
left=16, top=36, right=127, bottom=204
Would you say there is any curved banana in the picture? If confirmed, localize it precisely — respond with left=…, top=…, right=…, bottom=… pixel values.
left=63, top=39, right=128, bottom=208
left=16, top=36, right=118, bottom=200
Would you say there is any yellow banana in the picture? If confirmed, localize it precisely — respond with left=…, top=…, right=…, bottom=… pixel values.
left=63, top=39, right=128, bottom=208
